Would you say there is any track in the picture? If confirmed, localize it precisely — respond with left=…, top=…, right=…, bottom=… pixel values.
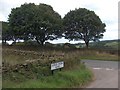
left=81, top=60, right=118, bottom=88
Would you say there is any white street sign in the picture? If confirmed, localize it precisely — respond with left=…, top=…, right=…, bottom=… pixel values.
left=51, top=61, right=64, bottom=70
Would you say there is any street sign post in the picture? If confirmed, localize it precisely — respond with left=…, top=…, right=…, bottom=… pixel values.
left=51, top=61, right=64, bottom=75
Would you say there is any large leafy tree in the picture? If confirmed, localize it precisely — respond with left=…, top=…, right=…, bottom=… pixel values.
left=31, top=4, right=63, bottom=45
left=9, top=3, right=36, bottom=43
left=8, top=3, right=62, bottom=45
left=63, top=8, right=106, bottom=48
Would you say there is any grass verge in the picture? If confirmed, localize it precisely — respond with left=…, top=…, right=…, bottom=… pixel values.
left=3, top=64, right=93, bottom=88
left=81, top=55, right=118, bottom=61
left=80, top=50, right=118, bottom=61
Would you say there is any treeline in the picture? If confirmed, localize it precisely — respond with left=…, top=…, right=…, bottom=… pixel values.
left=2, top=3, right=106, bottom=48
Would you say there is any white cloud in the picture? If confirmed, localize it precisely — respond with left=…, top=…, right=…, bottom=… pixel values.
left=0, top=0, right=119, bottom=41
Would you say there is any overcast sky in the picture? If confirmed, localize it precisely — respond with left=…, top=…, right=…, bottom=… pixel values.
left=0, top=0, right=119, bottom=43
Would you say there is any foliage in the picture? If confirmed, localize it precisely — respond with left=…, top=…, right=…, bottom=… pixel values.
left=8, top=3, right=62, bottom=45
left=6, top=4, right=107, bottom=46
left=63, top=8, right=106, bottom=48
left=3, top=64, right=93, bottom=88
left=2, top=22, right=12, bottom=43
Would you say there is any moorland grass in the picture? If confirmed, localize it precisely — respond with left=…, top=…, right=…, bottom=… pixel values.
left=2, top=45, right=118, bottom=89
left=3, top=45, right=119, bottom=64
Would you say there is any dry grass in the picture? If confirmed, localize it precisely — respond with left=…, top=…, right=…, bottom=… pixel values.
left=2, top=45, right=118, bottom=66
left=2, top=46, right=81, bottom=83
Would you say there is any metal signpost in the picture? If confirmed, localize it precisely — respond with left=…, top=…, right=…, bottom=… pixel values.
left=51, top=61, right=64, bottom=75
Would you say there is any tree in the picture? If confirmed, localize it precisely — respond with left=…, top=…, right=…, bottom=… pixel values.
left=8, top=3, right=62, bottom=45
left=2, top=22, right=12, bottom=43
left=63, top=8, right=106, bottom=48
left=8, top=3, right=36, bottom=43
left=31, top=4, right=63, bottom=45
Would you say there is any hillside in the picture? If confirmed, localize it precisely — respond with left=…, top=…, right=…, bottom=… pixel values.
left=89, top=39, right=120, bottom=50
left=69, top=39, right=119, bottom=50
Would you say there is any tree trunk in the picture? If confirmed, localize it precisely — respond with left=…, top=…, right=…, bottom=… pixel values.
left=12, top=37, right=17, bottom=45
left=85, top=41, right=89, bottom=48
left=41, top=41, right=44, bottom=46
left=35, top=37, right=45, bottom=46
left=36, top=38, right=41, bottom=45
left=5, top=39, right=6, bottom=43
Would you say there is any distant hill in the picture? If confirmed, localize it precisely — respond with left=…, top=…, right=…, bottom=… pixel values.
left=88, top=39, right=120, bottom=50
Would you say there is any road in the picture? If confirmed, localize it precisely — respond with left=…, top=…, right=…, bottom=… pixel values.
left=81, top=60, right=118, bottom=88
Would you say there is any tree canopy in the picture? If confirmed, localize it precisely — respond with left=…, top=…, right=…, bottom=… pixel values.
left=8, top=3, right=62, bottom=45
left=63, top=8, right=106, bottom=48
left=5, top=4, right=106, bottom=47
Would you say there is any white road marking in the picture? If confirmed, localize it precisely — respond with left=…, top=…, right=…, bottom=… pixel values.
left=106, top=68, right=114, bottom=70
left=93, top=68, right=102, bottom=70
left=93, top=67, right=114, bottom=70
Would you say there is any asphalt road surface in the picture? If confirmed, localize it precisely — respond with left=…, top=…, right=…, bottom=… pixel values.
left=81, top=60, right=118, bottom=88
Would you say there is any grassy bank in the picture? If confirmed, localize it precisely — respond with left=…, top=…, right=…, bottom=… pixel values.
left=3, top=64, right=93, bottom=88
left=3, top=45, right=93, bottom=88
